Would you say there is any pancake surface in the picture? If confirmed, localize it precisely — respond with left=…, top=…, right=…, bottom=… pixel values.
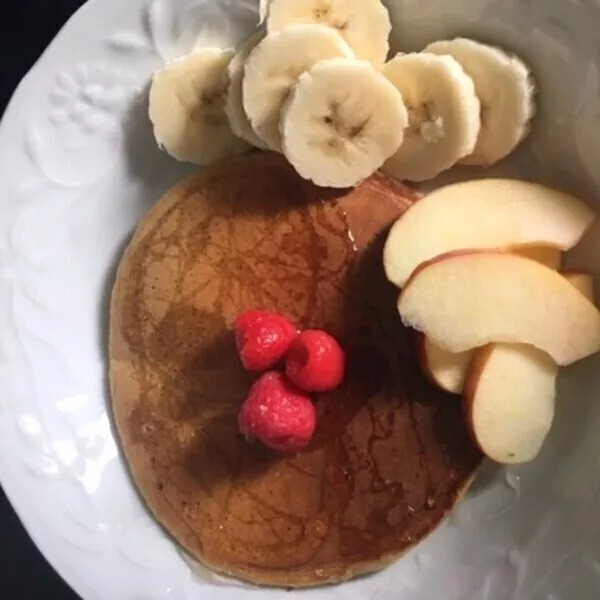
left=110, top=152, right=481, bottom=587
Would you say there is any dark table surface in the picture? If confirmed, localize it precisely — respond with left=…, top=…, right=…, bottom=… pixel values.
left=1, top=3, right=86, bottom=598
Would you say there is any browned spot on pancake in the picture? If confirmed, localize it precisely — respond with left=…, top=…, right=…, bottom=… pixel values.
left=109, top=153, right=481, bottom=587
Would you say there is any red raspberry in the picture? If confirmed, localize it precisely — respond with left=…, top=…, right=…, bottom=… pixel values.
left=238, top=371, right=316, bottom=453
left=234, top=310, right=298, bottom=372
left=285, top=330, right=345, bottom=392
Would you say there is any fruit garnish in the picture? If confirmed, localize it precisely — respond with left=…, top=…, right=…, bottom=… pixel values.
left=150, top=11, right=537, bottom=184
left=243, top=24, right=354, bottom=151
left=425, top=38, right=536, bottom=167
left=234, top=310, right=298, bottom=371
left=419, top=271, right=595, bottom=396
left=398, top=251, right=600, bottom=367
left=281, top=58, right=407, bottom=188
left=382, top=52, right=481, bottom=182
left=238, top=371, right=316, bottom=453
left=383, top=179, right=595, bottom=289
left=148, top=48, right=248, bottom=165
left=266, top=0, right=391, bottom=67
left=463, top=272, right=595, bottom=464
left=285, top=330, right=345, bottom=392
left=464, top=343, right=556, bottom=464
left=225, top=33, right=269, bottom=150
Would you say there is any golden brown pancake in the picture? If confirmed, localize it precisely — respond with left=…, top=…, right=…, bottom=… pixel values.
left=110, top=152, right=481, bottom=588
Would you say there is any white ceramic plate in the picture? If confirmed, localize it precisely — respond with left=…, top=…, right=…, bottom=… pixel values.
left=1, top=1, right=600, bottom=598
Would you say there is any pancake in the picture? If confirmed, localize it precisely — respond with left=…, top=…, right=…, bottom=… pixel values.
left=110, top=152, right=481, bottom=587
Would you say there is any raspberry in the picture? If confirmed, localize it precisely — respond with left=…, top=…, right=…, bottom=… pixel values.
left=238, top=371, right=316, bottom=453
left=285, top=330, right=345, bottom=392
left=234, top=310, right=298, bottom=371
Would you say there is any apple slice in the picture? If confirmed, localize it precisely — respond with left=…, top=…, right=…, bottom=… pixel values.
left=464, top=343, right=557, bottom=464
left=463, top=273, right=595, bottom=463
left=399, top=252, right=600, bottom=366
left=419, top=271, right=595, bottom=393
left=383, top=179, right=595, bottom=287
left=562, top=270, right=595, bottom=301
left=513, top=246, right=562, bottom=270
left=417, top=336, right=472, bottom=395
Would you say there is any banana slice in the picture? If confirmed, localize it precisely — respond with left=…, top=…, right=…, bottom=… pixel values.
left=225, top=33, right=269, bottom=149
left=281, top=58, right=407, bottom=188
left=382, top=53, right=481, bottom=182
left=266, top=0, right=391, bottom=67
left=425, top=38, right=536, bottom=166
left=259, top=0, right=270, bottom=24
left=149, top=48, right=249, bottom=165
left=242, top=24, right=355, bottom=151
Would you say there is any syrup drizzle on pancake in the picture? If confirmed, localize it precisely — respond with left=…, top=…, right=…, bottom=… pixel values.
left=110, top=153, right=480, bottom=587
